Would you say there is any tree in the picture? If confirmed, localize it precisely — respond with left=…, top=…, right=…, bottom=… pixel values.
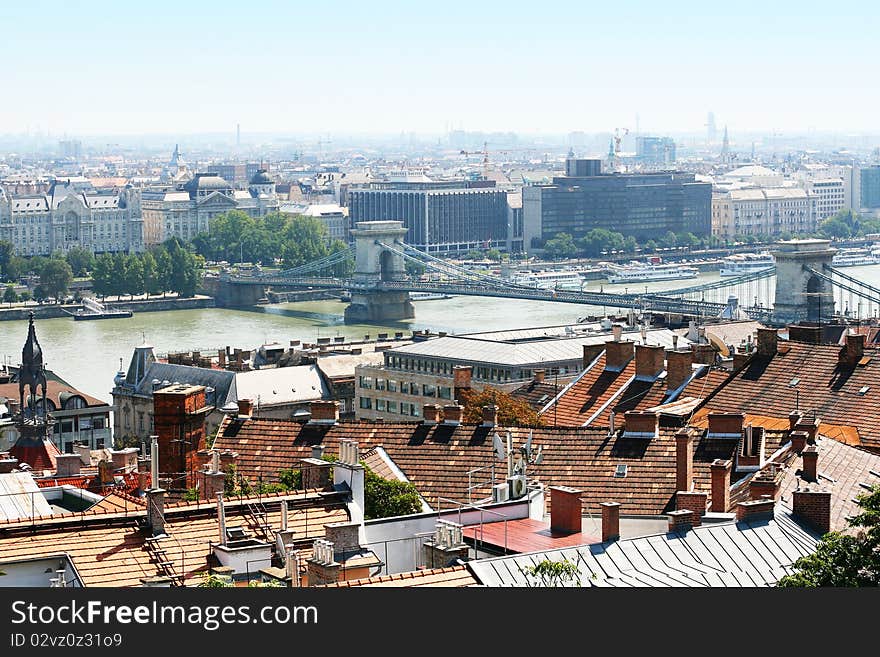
left=459, top=386, right=543, bottom=426
left=279, top=216, right=333, bottom=269
left=623, top=236, right=638, bottom=253
left=123, top=254, right=144, bottom=299
left=819, top=216, right=852, bottom=239
left=543, top=233, right=578, bottom=260
left=521, top=558, right=582, bottom=586
left=778, top=485, right=880, bottom=587
left=660, top=231, right=678, bottom=248
left=364, top=469, right=423, bottom=520
left=153, top=246, right=173, bottom=297
left=141, top=251, right=161, bottom=296
left=486, top=248, right=502, bottom=262
left=38, top=259, right=73, bottom=302
left=3, top=285, right=16, bottom=305
left=18, top=290, right=31, bottom=303
left=3, top=255, right=26, bottom=282
left=91, top=253, right=114, bottom=299
left=0, top=240, right=12, bottom=279
left=65, top=247, right=95, bottom=277
left=644, top=239, right=657, bottom=253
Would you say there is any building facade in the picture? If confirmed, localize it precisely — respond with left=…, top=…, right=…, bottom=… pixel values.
left=859, top=165, right=880, bottom=210
left=711, top=188, right=817, bottom=238
left=0, top=178, right=144, bottom=256
left=279, top=202, right=350, bottom=243
left=140, top=170, right=278, bottom=246
left=806, top=179, right=846, bottom=221
left=636, top=136, right=676, bottom=166
left=348, top=181, right=508, bottom=253
left=522, top=160, right=711, bottom=252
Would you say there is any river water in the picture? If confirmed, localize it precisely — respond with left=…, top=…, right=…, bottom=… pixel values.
left=2, top=265, right=880, bottom=402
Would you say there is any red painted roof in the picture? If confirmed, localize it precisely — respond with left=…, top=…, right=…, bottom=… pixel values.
left=10, top=438, right=60, bottom=472
left=464, top=518, right=599, bottom=554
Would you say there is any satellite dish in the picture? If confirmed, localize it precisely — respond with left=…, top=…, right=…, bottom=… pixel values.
left=524, top=429, right=533, bottom=458
left=533, top=445, right=544, bottom=465
left=492, top=432, right=505, bottom=461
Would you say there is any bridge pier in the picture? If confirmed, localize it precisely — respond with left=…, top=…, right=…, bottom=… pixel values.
left=771, top=239, right=836, bottom=326
left=344, top=221, right=415, bottom=324
left=212, top=279, right=266, bottom=308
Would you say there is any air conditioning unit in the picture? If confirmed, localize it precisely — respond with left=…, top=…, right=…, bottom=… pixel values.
left=507, top=475, right=527, bottom=499
left=492, top=483, right=509, bottom=503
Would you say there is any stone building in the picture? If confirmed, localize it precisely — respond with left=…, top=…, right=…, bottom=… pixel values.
left=0, top=178, right=144, bottom=256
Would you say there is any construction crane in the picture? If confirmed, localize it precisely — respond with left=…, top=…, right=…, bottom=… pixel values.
left=459, top=142, right=538, bottom=178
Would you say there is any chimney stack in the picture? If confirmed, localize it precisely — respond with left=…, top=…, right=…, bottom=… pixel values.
left=533, top=369, right=546, bottom=384
left=756, top=328, right=778, bottom=357
left=634, top=344, right=665, bottom=379
left=218, top=349, right=226, bottom=368
left=732, top=349, right=751, bottom=370
left=789, top=410, right=803, bottom=431
left=666, top=349, right=694, bottom=392
left=676, top=491, right=708, bottom=527
left=549, top=486, right=583, bottom=534
left=217, top=492, right=227, bottom=545
left=311, top=444, right=325, bottom=460
left=604, top=339, right=635, bottom=371
left=675, top=428, right=694, bottom=493
left=55, top=453, right=82, bottom=477
left=789, top=430, right=809, bottom=455
left=841, top=332, right=866, bottom=366
left=667, top=509, right=694, bottom=533
left=146, top=486, right=166, bottom=537
left=710, top=459, right=732, bottom=512
left=600, top=502, right=620, bottom=542
left=623, top=411, right=658, bottom=438
left=481, top=404, right=498, bottom=427
left=442, top=404, right=463, bottom=425
left=612, top=324, right=623, bottom=342
left=237, top=398, right=254, bottom=418
left=453, top=366, right=473, bottom=402
left=801, top=445, right=818, bottom=482
left=422, top=404, right=442, bottom=425
left=735, top=498, right=775, bottom=523
left=707, top=412, right=744, bottom=438
left=309, top=400, right=339, bottom=424
left=792, top=488, right=831, bottom=535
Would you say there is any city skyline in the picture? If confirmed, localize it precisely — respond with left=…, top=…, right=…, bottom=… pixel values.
left=2, top=1, right=878, bottom=136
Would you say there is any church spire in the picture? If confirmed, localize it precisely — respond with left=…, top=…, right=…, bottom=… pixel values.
left=21, top=311, right=43, bottom=369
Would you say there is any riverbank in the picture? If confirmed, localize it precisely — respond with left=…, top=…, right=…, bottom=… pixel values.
left=0, top=295, right=215, bottom=321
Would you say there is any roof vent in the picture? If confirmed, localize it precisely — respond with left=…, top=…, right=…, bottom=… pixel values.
left=859, top=386, right=870, bottom=396
left=614, top=464, right=627, bottom=478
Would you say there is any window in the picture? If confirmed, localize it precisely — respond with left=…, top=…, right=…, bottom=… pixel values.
left=438, top=386, right=452, bottom=400
left=376, top=399, right=386, bottom=411
left=375, top=378, right=386, bottom=391
left=422, top=384, right=436, bottom=397
left=387, top=380, right=398, bottom=392
left=359, top=397, right=372, bottom=409
left=387, top=400, right=398, bottom=413
left=410, top=403, right=420, bottom=417
left=359, top=376, right=373, bottom=389
left=400, top=381, right=410, bottom=394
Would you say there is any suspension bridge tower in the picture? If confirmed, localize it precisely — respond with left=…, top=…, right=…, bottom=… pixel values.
left=344, top=221, right=416, bottom=324
left=771, top=239, right=837, bottom=326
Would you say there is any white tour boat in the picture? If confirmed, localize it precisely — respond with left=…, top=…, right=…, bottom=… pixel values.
left=719, top=252, right=775, bottom=277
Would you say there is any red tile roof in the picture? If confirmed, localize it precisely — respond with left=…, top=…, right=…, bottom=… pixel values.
left=542, top=353, right=637, bottom=426
left=213, top=417, right=739, bottom=516
left=10, top=438, right=60, bottom=472
left=318, top=565, right=478, bottom=588
left=697, top=342, right=880, bottom=450
left=509, top=380, right=563, bottom=412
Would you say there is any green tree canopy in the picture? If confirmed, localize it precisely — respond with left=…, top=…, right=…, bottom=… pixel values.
left=364, top=469, right=423, bottom=520
left=459, top=386, right=544, bottom=427
left=3, top=285, right=17, bottom=305
left=39, top=259, right=73, bottom=302
left=778, top=485, right=880, bottom=587
left=0, top=240, right=12, bottom=280
left=65, top=247, right=95, bottom=277
left=543, top=232, right=578, bottom=260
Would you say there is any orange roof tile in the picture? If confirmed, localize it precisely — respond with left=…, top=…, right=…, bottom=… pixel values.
left=318, top=565, right=478, bottom=588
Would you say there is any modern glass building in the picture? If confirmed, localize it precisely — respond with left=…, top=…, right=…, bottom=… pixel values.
left=859, top=165, right=880, bottom=209
left=348, top=181, right=509, bottom=253
left=522, top=161, right=711, bottom=251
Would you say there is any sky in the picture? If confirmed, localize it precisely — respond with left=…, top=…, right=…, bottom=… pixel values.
left=1, top=0, right=877, bottom=137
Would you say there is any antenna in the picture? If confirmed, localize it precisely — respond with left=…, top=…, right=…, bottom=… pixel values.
left=492, top=432, right=505, bottom=461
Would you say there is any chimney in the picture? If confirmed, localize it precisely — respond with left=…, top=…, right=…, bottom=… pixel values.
left=840, top=332, right=866, bottom=366
left=0, top=457, right=18, bottom=474
left=300, top=457, right=332, bottom=490
left=218, top=349, right=226, bottom=368
left=137, top=470, right=149, bottom=492
left=422, top=403, right=442, bottom=425
left=756, top=328, right=778, bottom=357
left=675, top=428, right=694, bottom=492
left=792, top=488, right=831, bottom=534
left=237, top=398, right=253, bottom=418
left=324, top=520, right=361, bottom=553
left=150, top=436, right=159, bottom=490
left=533, top=369, right=546, bottom=384
left=600, top=502, right=620, bottom=542
left=666, top=349, right=694, bottom=392
left=749, top=465, right=782, bottom=500
left=612, top=324, right=623, bottom=342
left=707, top=412, right=744, bottom=439
left=605, top=339, right=635, bottom=371
left=691, top=343, right=716, bottom=365
left=667, top=509, right=693, bottom=533
left=710, top=459, right=732, bottom=512
left=453, top=365, right=472, bottom=402
left=789, top=430, right=808, bottom=455
left=111, top=448, right=138, bottom=473
left=789, top=410, right=803, bottom=431
left=623, top=411, right=658, bottom=438
left=634, top=344, right=665, bottom=379
left=481, top=404, right=498, bottom=427
left=735, top=498, right=775, bottom=523
left=202, top=452, right=226, bottom=501
left=146, top=487, right=166, bottom=537
left=549, top=486, right=583, bottom=534
left=55, top=453, right=82, bottom=477
left=794, top=414, right=820, bottom=444
left=676, top=491, right=708, bottom=527
left=442, top=404, right=463, bottom=425
left=311, top=444, right=325, bottom=460
left=423, top=521, right=469, bottom=568
left=801, top=445, right=818, bottom=482
left=216, top=492, right=226, bottom=545
left=307, top=539, right=340, bottom=586
left=732, top=349, right=751, bottom=370
left=309, top=400, right=339, bottom=424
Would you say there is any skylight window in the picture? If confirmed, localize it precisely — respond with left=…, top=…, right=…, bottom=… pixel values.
left=859, top=386, right=870, bottom=396
left=614, top=464, right=628, bottom=478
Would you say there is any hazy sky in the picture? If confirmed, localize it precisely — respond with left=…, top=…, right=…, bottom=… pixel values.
left=1, top=0, right=876, bottom=136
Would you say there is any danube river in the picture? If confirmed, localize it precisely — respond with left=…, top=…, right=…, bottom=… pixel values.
left=2, top=265, right=880, bottom=402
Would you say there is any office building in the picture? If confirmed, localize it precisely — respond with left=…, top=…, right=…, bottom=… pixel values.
left=636, top=136, right=676, bottom=166
left=348, top=180, right=508, bottom=253
left=859, top=165, right=880, bottom=210
left=522, top=159, right=711, bottom=252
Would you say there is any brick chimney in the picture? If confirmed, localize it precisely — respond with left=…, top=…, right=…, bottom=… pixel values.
left=0, top=457, right=18, bottom=474
left=666, top=349, right=693, bottom=392
left=710, top=459, right=732, bottom=512
left=789, top=430, right=808, bottom=454
left=453, top=365, right=473, bottom=401
left=218, top=349, right=226, bottom=368
left=622, top=411, right=658, bottom=438
left=667, top=509, right=693, bottom=533
left=111, top=448, right=138, bottom=473
left=792, top=488, right=831, bottom=534
left=153, top=386, right=209, bottom=481
left=612, top=324, right=623, bottom=342
left=550, top=486, right=583, bottom=534
left=634, top=344, right=665, bottom=379
left=676, top=491, right=708, bottom=526
left=707, top=412, right=744, bottom=438
left=736, top=498, right=775, bottom=523
left=307, top=539, right=340, bottom=586
left=55, top=453, right=82, bottom=477
left=237, top=398, right=253, bottom=418
left=599, top=502, right=620, bottom=542
left=583, top=344, right=603, bottom=369
left=787, top=324, right=823, bottom=345
left=794, top=414, right=820, bottom=444
left=309, top=400, right=339, bottom=424
left=423, top=404, right=442, bottom=425
left=605, top=339, right=635, bottom=371
left=442, top=404, right=463, bottom=425
left=789, top=410, right=803, bottom=431
left=840, top=332, right=866, bottom=366
left=533, top=369, right=546, bottom=384
left=756, top=328, right=778, bottom=357
left=675, top=428, right=694, bottom=492
left=481, top=404, right=498, bottom=427
left=801, top=445, right=818, bottom=482
left=732, top=349, right=752, bottom=370
left=749, top=465, right=782, bottom=500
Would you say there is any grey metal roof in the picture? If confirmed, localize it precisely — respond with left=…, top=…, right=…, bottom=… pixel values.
left=467, top=511, right=818, bottom=587
left=0, top=473, right=53, bottom=522
left=135, top=363, right=236, bottom=405
left=388, top=329, right=688, bottom=367
left=234, top=365, right=328, bottom=408
left=315, top=352, right=386, bottom=380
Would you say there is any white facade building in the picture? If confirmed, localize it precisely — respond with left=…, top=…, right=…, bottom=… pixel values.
left=712, top=187, right=817, bottom=238
left=0, top=178, right=144, bottom=256
left=279, top=202, right=350, bottom=243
